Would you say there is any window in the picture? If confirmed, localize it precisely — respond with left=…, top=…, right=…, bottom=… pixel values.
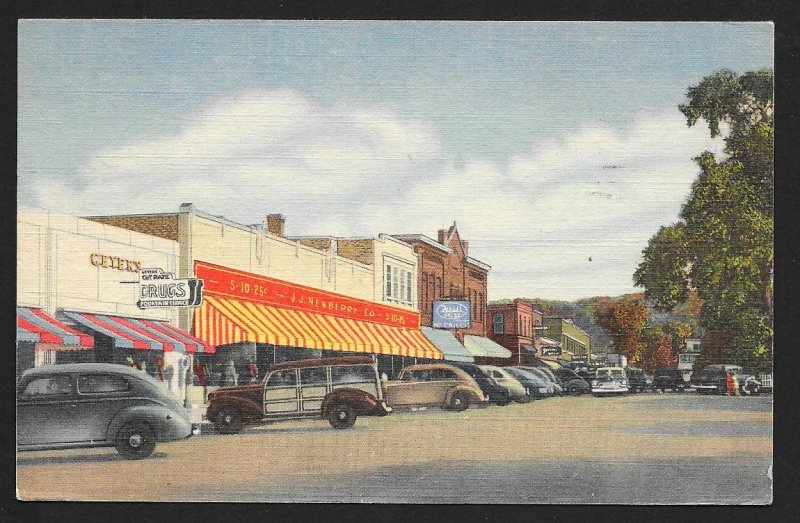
left=331, top=365, right=376, bottom=385
left=299, top=367, right=328, bottom=387
left=493, top=313, right=504, bottom=334
left=22, top=376, right=72, bottom=396
left=430, top=369, right=458, bottom=381
left=385, top=263, right=413, bottom=306
left=78, top=374, right=129, bottom=394
left=266, top=369, right=297, bottom=388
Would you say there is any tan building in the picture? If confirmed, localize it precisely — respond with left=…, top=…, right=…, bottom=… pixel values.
left=16, top=209, right=210, bottom=392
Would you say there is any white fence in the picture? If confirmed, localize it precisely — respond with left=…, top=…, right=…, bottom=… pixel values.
left=759, top=373, right=773, bottom=392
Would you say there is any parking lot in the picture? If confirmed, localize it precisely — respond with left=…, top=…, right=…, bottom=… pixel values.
left=16, top=392, right=772, bottom=504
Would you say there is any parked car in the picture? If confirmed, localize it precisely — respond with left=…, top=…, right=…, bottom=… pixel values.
left=553, top=367, right=591, bottom=395
left=625, top=367, right=649, bottom=393
left=479, top=365, right=529, bottom=403
left=652, top=367, right=688, bottom=393
left=207, top=356, right=391, bottom=432
left=691, top=364, right=761, bottom=395
left=450, top=362, right=512, bottom=405
left=590, top=367, right=629, bottom=396
left=385, top=363, right=487, bottom=411
left=517, top=366, right=562, bottom=396
left=16, top=363, right=195, bottom=460
left=504, top=367, right=555, bottom=399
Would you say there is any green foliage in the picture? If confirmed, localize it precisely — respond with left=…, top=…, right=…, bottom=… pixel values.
left=636, top=68, right=773, bottom=370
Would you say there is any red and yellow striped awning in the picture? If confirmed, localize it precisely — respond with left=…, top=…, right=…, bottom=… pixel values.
left=195, top=295, right=441, bottom=360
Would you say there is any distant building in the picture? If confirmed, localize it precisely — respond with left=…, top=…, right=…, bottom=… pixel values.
left=542, top=317, right=591, bottom=362
left=678, top=337, right=701, bottom=381
left=487, top=299, right=544, bottom=365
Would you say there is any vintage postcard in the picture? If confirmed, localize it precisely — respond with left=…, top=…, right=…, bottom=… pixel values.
left=16, top=20, right=773, bottom=503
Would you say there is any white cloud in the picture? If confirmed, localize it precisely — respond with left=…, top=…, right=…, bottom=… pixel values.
left=29, top=90, right=724, bottom=300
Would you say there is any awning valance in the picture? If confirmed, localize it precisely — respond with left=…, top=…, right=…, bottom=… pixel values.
left=17, top=307, right=94, bottom=349
left=420, top=327, right=474, bottom=363
left=463, top=335, right=512, bottom=359
left=62, top=311, right=214, bottom=354
left=195, top=295, right=442, bottom=360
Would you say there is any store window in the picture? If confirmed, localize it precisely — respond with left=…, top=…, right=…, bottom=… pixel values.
left=493, top=313, right=504, bottom=334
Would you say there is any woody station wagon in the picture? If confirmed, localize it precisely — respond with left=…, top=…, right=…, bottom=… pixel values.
left=206, top=356, right=391, bottom=432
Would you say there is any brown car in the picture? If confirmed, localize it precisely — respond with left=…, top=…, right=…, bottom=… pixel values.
left=206, top=356, right=391, bottom=432
left=384, top=363, right=487, bottom=411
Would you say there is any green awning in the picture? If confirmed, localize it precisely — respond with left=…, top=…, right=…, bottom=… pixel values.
left=463, top=335, right=512, bottom=359
left=420, top=327, right=474, bottom=363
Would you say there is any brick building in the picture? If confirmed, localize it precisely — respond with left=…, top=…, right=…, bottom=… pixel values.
left=393, top=223, right=490, bottom=342
left=487, top=299, right=545, bottom=365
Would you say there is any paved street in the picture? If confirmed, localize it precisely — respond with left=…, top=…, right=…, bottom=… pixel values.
left=16, top=393, right=772, bottom=504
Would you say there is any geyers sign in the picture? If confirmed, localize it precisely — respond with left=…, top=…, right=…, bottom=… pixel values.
left=194, top=260, right=420, bottom=329
left=432, top=300, right=471, bottom=329
left=137, top=268, right=204, bottom=309
left=542, top=346, right=562, bottom=356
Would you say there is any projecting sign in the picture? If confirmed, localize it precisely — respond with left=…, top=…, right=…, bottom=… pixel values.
left=541, top=346, right=562, bottom=356
left=432, top=300, right=471, bottom=329
left=137, top=268, right=204, bottom=309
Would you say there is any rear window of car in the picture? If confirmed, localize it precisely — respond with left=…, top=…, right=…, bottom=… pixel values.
left=22, top=375, right=73, bottom=396
left=430, top=369, right=458, bottom=381
left=299, top=367, right=328, bottom=387
left=77, top=374, right=130, bottom=394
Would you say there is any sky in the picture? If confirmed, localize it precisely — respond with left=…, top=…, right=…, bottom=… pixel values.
left=17, top=21, right=773, bottom=301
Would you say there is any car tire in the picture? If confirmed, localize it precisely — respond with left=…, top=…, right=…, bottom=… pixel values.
left=328, top=403, right=356, bottom=429
left=214, top=409, right=244, bottom=435
left=516, top=393, right=532, bottom=404
left=494, top=395, right=511, bottom=406
left=447, top=391, right=470, bottom=411
left=115, top=420, right=157, bottom=460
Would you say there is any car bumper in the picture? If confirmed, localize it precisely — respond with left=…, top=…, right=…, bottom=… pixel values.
left=159, top=414, right=194, bottom=442
left=591, top=386, right=628, bottom=393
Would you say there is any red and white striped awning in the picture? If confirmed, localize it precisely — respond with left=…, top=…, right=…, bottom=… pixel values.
left=62, top=311, right=214, bottom=354
left=16, top=307, right=94, bottom=349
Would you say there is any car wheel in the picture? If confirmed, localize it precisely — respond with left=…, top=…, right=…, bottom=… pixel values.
left=214, top=409, right=244, bottom=435
left=115, top=420, right=157, bottom=460
left=516, top=393, right=532, bottom=404
left=494, top=395, right=511, bottom=406
left=448, top=391, right=470, bottom=411
left=328, top=403, right=356, bottom=429
left=592, top=392, right=603, bottom=398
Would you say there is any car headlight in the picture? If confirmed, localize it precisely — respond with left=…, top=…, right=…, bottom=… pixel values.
left=591, top=380, right=598, bottom=386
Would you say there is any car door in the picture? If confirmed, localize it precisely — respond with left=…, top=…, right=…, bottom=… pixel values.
left=73, top=373, right=136, bottom=442
left=429, top=369, right=458, bottom=403
left=17, top=374, right=80, bottom=446
left=299, top=366, right=329, bottom=415
left=263, top=369, right=299, bottom=416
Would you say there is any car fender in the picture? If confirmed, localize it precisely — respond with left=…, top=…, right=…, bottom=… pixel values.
left=205, top=395, right=263, bottom=421
left=321, top=388, right=379, bottom=418
left=105, top=404, right=177, bottom=442
left=445, top=386, right=483, bottom=404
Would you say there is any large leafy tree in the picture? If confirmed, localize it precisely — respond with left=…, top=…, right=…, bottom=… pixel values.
left=634, top=69, right=773, bottom=370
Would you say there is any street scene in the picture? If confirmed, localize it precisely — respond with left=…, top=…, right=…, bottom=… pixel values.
left=16, top=21, right=773, bottom=504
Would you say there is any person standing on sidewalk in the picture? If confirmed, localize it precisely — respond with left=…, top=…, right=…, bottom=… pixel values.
left=726, top=372, right=736, bottom=396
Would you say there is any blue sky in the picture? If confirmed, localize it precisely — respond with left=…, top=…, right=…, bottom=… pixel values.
left=18, top=21, right=773, bottom=300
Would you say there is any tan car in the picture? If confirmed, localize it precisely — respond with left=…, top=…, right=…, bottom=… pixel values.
left=384, top=363, right=487, bottom=411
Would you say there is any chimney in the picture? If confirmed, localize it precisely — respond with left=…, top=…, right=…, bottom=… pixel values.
left=461, top=240, right=469, bottom=255
left=438, top=228, right=447, bottom=244
left=266, top=214, right=285, bottom=237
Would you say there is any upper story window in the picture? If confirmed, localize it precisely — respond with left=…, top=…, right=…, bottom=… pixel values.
left=385, top=262, right=413, bottom=307
left=493, top=313, right=504, bottom=334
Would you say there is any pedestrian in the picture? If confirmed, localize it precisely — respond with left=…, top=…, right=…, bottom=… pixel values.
left=732, top=372, right=741, bottom=396
left=155, top=354, right=165, bottom=381
left=725, top=372, right=736, bottom=396
left=247, top=359, right=257, bottom=383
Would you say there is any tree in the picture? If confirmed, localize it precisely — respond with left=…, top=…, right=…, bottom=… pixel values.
left=634, top=68, right=773, bottom=370
left=647, top=336, right=678, bottom=370
left=593, top=295, right=649, bottom=364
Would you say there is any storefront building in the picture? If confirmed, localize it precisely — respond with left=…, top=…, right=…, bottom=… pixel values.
left=487, top=299, right=546, bottom=364
left=542, top=317, right=591, bottom=363
left=16, top=209, right=212, bottom=400
left=89, top=204, right=438, bottom=379
left=393, top=223, right=510, bottom=364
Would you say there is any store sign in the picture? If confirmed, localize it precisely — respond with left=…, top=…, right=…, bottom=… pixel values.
left=137, top=268, right=204, bottom=309
left=432, top=300, right=471, bottom=329
left=195, top=260, right=420, bottom=329
left=542, top=346, right=562, bottom=356
left=90, top=253, right=142, bottom=273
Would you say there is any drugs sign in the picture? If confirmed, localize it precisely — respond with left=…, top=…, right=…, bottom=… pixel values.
left=432, top=300, right=471, bottom=329
left=137, top=268, right=204, bottom=309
